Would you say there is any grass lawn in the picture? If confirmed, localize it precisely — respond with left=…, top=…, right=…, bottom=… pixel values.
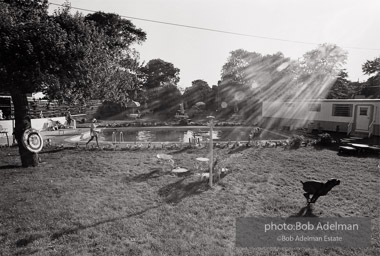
left=0, top=145, right=379, bottom=255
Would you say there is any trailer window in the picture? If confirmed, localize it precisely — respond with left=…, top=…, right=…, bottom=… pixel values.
left=308, top=103, right=321, bottom=112
left=359, top=108, right=367, bottom=115
left=332, top=104, right=352, bottom=117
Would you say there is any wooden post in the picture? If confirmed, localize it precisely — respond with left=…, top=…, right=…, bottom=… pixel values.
left=207, top=116, right=215, bottom=187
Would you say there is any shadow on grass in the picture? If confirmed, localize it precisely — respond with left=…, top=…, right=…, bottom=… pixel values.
left=158, top=178, right=209, bottom=204
left=50, top=205, right=159, bottom=241
left=170, top=146, right=194, bottom=154
left=290, top=205, right=318, bottom=217
left=124, top=169, right=165, bottom=183
left=228, top=145, right=250, bottom=155
left=16, top=234, right=44, bottom=247
left=40, top=148, right=66, bottom=154
left=40, top=147, right=76, bottom=154
left=0, top=164, right=21, bottom=169
left=312, top=144, right=340, bottom=152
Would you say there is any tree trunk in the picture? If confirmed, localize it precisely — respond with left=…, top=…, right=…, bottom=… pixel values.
left=11, top=92, right=39, bottom=167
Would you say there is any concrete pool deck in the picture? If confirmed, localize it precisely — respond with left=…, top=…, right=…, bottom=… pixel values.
left=2, top=126, right=378, bottom=151
left=41, top=126, right=290, bottom=148
left=0, top=126, right=292, bottom=148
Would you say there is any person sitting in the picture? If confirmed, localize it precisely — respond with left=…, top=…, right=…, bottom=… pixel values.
left=47, top=119, right=58, bottom=131
left=56, top=120, right=65, bottom=129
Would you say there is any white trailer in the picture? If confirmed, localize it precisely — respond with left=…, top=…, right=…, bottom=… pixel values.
left=261, top=99, right=380, bottom=137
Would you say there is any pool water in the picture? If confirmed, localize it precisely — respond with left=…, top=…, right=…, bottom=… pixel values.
left=101, top=127, right=288, bottom=143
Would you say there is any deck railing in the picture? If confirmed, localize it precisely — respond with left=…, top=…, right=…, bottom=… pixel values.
left=368, top=120, right=375, bottom=138
left=368, top=106, right=377, bottom=138
left=347, top=117, right=354, bottom=135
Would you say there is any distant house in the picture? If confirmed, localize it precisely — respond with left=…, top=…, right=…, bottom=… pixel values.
left=0, top=96, right=13, bottom=119
left=261, top=99, right=380, bottom=137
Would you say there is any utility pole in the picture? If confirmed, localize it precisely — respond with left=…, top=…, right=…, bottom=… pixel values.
left=207, top=115, right=215, bottom=187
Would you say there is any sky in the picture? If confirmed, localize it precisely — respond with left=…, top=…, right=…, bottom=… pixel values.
left=49, top=0, right=380, bottom=91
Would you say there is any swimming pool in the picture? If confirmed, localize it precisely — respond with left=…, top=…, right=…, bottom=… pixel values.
left=101, top=127, right=288, bottom=143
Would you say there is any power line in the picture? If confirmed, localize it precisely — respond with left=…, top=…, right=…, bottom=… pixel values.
left=49, top=2, right=380, bottom=52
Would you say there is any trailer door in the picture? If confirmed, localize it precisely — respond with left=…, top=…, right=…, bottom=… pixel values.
left=356, top=106, right=371, bottom=131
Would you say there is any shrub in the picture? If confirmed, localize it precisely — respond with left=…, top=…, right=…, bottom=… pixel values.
left=317, top=133, right=332, bottom=146
left=288, top=135, right=304, bottom=149
left=179, top=118, right=189, bottom=126
left=95, top=101, right=125, bottom=119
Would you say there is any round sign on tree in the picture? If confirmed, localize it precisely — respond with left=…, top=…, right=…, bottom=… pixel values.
left=22, top=129, right=44, bottom=153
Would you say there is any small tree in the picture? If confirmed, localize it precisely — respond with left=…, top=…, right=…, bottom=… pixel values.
left=326, top=70, right=358, bottom=99
left=361, top=57, right=380, bottom=98
left=182, top=79, right=211, bottom=108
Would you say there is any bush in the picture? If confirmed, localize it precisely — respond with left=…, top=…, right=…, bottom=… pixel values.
left=178, top=118, right=189, bottom=126
left=95, top=101, right=125, bottom=119
left=288, top=135, right=304, bottom=149
left=317, top=133, right=332, bottom=146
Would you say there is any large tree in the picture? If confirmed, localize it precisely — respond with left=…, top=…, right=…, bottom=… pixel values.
left=219, top=49, right=294, bottom=121
left=84, top=12, right=146, bottom=105
left=139, top=59, right=181, bottom=113
left=218, top=45, right=347, bottom=122
left=140, top=59, right=180, bottom=89
left=0, top=0, right=145, bottom=166
left=220, top=50, right=295, bottom=100
left=296, top=43, right=347, bottom=100
left=152, top=84, right=182, bottom=114
left=221, top=49, right=260, bottom=87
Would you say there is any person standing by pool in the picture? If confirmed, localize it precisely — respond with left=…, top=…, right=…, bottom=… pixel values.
left=86, top=118, right=100, bottom=148
left=66, top=110, right=72, bottom=127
